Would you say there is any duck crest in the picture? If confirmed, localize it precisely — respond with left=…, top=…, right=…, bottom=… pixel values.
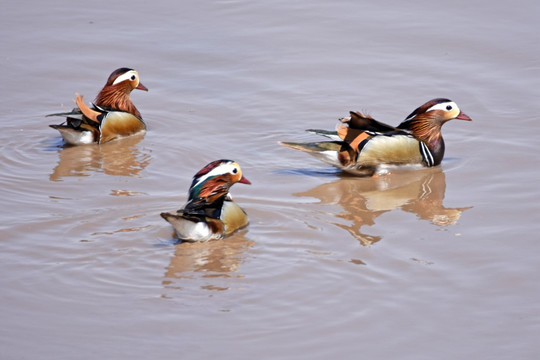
left=191, top=159, right=230, bottom=184
left=402, top=98, right=452, bottom=122
left=105, top=67, right=135, bottom=86
left=189, top=159, right=233, bottom=195
left=186, top=159, right=239, bottom=214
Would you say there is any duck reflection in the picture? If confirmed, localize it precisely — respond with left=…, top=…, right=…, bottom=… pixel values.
left=295, top=167, right=471, bottom=245
left=163, top=233, right=253, bottom=287
left=49, top=133, right=149, bottom=180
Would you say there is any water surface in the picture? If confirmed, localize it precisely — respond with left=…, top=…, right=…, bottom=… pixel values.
left=1, top=0, right=540, bottom=359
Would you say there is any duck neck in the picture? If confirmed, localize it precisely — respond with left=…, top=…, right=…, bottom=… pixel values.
left=402, top=117, right=446, bottom=166
left=95, top=85, right=141, bottom=118
left=426, top=136, right=445, bottom=166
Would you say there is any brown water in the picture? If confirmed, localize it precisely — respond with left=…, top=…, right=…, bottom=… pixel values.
left=2, top=0, right=540, bottom=359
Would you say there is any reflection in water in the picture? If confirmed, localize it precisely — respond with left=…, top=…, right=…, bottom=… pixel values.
left=163, top=233, right=253, bottom=290
left=295, top=167, right=471, bottom=245
left=49, top=133, right=150, bottom=180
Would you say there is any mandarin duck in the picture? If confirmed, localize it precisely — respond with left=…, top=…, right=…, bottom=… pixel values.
left=48, top=67, right=148, bottom=145
left=280, top=98, right=471, bottom=176
left=161, top=160, right=251, bottom=242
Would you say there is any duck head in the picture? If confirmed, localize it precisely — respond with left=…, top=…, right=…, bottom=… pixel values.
left=94, top=68, right=147, bottom=117
left=108, top=67, right=148, bottom=92
left=398, top=98, right=471, bottom=140
left=400, top=98, right=471, bottom=127
left=189, top=160, right=251, bottom=204
left=397, top=98, right=472, bottom=166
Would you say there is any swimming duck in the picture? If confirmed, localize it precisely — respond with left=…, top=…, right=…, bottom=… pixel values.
left=47, top=67, right=148, bottom=145
left=161, top=160, right=251, bottom=242
left=280, top=98, right=471, bottom=176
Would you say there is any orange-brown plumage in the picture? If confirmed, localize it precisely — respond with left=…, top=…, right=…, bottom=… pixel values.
left=160, top=160, right=251, bottom=242
left=94, top=68, right=146, bottom=118
left=280, top=98, right=472, bottom=176
left=47, top=67, right=148, bottom=145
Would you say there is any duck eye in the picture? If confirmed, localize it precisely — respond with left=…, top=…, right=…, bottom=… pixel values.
left=446, top=105, right=452, bottom=110
left=130, top=75, right=136, bottom=81
left=232, top=168, right=238, bottom=174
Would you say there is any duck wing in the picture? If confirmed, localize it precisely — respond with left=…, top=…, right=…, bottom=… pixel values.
left=344, top=111, right=398, bottom=132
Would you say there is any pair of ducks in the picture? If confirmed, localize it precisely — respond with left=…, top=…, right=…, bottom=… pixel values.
left=48, top=68, right=472, bottom=242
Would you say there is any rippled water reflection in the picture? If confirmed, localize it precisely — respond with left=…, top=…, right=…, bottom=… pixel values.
left=296, top=167, right=472, bottom=245
left=49, top=133, right=150, bottom=180
left=2, top=0, right=540, bottom=359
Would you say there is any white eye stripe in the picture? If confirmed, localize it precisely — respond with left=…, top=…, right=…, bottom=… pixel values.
left=112, top=70, right=138, bottom=85
left=426, top=101, right=459, bottom=113
left=193, top=162, right=238, bottom=187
